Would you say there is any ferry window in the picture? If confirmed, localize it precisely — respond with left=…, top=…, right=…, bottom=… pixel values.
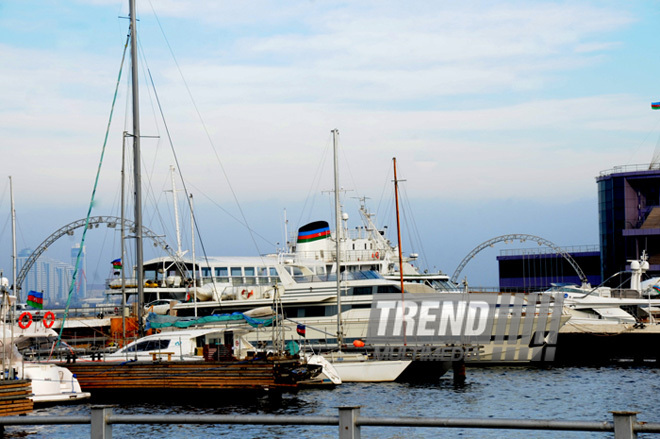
left=353, top=286, right=373, bottom=295
left=245, top=267, right=256, bottom=285
left=292, top=267, right=304, bottom=277
left=201, top=267, right=211, bottom=277
left=231, top=267, right=242, bottom=277
left=215, top=267, right=229, bottom=283
left=269, top=267, right=278, bottom=276
left=377, top=285, right=400, bottom=294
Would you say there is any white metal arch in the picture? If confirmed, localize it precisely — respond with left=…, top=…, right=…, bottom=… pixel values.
left=451, top=233, right=589, bottom=286
left=16, top=216, right=181, bottom=289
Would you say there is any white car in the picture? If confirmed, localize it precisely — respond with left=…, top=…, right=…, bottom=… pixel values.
left=145, top=299, right=178, bottom=315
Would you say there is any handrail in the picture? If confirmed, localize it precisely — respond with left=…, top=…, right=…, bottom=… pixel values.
left=0, top=406, right=656, bottom=438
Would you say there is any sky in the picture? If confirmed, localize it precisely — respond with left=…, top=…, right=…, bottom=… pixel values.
left=1, top=0, right=660, bottom=289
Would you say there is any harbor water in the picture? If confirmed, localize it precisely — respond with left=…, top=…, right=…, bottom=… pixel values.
left=12, top=364, right=660, bottom=438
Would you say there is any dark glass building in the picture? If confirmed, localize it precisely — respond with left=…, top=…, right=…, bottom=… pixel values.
left=497, top=246, right=601, bottom=291
left=597, top=165, right=660, bottom=284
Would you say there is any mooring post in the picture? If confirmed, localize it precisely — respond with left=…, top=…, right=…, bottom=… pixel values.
left=91, top=405, right=113, bottom=439
left=339, top=406, right=361, bottom=439
left=612, top=411, right=638, bottom=439
left=453, top=357, right=466, bottom=386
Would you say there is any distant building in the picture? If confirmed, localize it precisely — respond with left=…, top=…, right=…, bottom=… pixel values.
left=597, top=164, right=660, bottom=283
left=497, top=246, right=601, bottom=291
left=16, top=246, right=84, bottom=306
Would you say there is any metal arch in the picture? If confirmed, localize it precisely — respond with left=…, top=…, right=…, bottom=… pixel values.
left=16, top=215, right=180, bottom=289
left=450, top=233, right=589, bottom=286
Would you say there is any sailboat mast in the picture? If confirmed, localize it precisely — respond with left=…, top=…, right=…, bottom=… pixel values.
left=9, top=177, right=16, bottom=301
left=332, top=129, right=343, bottom=348
left=129, top=0, right=145, bottom=337
left=170, top=165, right=183, bottom=257
left=393, top=158, right=407, bottom=345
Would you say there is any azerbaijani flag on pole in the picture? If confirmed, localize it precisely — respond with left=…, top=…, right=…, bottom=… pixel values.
left=111, top=258, right=122, bottom=270
left=652, top=102, right=660, bottom=110
left=27, top=291, right=44, bottom=309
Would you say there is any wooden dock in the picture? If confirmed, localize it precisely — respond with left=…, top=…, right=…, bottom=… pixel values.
left=57, top=357, right=320, bottom=396
left=0, top=380, right=33, bottom=416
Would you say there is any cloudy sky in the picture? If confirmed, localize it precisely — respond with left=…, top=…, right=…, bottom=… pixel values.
left=0, top=0, right=659, bottom=287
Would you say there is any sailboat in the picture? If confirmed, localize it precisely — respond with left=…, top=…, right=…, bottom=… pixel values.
left=314, top=130, right=412, bottom=382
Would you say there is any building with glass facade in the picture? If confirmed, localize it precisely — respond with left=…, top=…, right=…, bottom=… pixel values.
left=597, top=164, right=660, bottom=283
left=497, top=246, right=601, bottom=291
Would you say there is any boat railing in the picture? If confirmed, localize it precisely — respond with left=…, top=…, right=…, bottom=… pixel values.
left=1, top=406, right=655, bottom=438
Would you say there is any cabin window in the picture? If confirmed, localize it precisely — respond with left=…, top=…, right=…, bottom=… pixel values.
left=124, top=339, right=170, bottom=353
left=244, top=267, right=256, bottom=285
left=377, top=285, right=400, bottom=294
left=230, top=267, right=243, bottom=285
left=201, top=267, right=211, bottom=278
left=352, top=286, right=373, bottom=295
left=268, top=267, right=280, bottom=283
left=215, top=267, right=229, bottom=283
left=257, top=267, right=269, bottom=284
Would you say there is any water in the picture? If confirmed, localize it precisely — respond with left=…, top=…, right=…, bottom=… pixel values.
left=10, top=365, right=660, bottom=438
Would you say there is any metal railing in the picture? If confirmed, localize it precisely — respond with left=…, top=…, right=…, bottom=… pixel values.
left=0, top=406, right=658, bottom=438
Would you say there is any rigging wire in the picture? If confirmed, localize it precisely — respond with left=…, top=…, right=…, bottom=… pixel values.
left=145, top=4, right=262, bottom=259
left=50, top=30, right=131, bottom=356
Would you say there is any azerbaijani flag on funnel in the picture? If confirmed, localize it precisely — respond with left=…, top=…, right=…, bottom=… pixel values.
left=111, top=258, right=122, bottom=270
left=653, top=285, right=660, bottom=294
left=27, top=291, right=43, bottom=310
left=297, top=221, right=331, bottom=243
left=652, top=102, right=660, bottom=110
left=296, top=324, right=306, bottom=337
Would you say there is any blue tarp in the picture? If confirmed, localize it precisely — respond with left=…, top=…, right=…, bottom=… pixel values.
left=146, top=311, right=275, bottom=329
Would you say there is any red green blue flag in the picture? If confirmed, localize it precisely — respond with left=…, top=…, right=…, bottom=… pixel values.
left=296, top=324, right=306, bottom=337
left=111, top=258, right=122, bottom=270
left=652, top=102, right=660, bottom=110
left=27, top=291, right=43, bottom=309
left=297, top=221, right=331, bottom=243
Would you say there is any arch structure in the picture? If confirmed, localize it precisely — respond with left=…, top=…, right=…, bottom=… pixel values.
left=450, top=234, right=589, bottom=287
left=16, top=216, right=182, bottom=289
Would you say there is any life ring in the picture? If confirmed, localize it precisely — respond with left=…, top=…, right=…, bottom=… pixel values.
left=375, top=252, right=379, bottom=259
left=43, top=311, right=55, bottom=329
left=18, top=312, right=32, bottom=329
left=240, top=289, right=254, bottom=299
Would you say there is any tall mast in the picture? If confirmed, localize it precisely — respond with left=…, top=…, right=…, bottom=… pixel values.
left=9, top=176, right=16, bottom=377
left=393, top=157, right=407, bottom=346
left=169, top=165, right=183, bottom=257
left=129, top=0, right=145, bottom=337
left=9, top=177, right=16, bottom=302
left=190, top=193, right=197, bottom=317
left=332, top=129, right=343, bottom=348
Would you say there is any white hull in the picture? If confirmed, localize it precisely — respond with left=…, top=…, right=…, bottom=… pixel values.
left=324, top=352, right=411, bottom=382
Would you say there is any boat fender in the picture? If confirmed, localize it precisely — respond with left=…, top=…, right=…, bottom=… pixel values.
left=42, top=311, right=55, bottom=329
left=18, top=312, right=32, bottom=329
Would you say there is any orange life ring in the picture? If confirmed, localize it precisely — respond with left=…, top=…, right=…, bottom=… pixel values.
left=18, top=312, right=32, bottom=329
left=375, top=252, right=379, bottom=259
left=43, top=311, right=55, bottom=329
